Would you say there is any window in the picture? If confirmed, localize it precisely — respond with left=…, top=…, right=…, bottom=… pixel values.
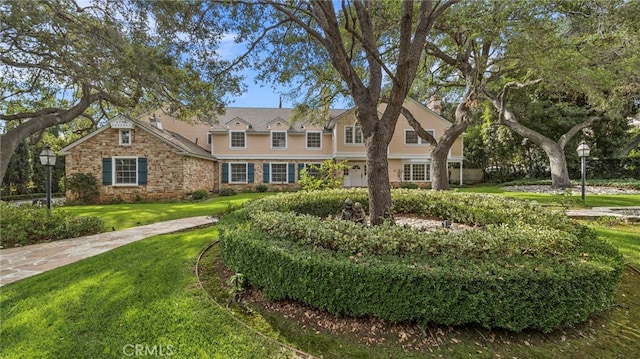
left=270, top=163, right=288, bottom=183
left=115, top=158, right=137, bottom=184
left=207, top=133, right=212, bottom=145
left=271, top=131, right=287, bottom=149
left=403, top=163, right=430, bottom=182
left=345, top=125, right=363, bottom=144
left=306, top=131, right=322, bottom=149
left=404, top=129, right=434, bottom=145
left=230, top=131, right=246, bottom=149
left=119, top=130, right=131, bottom=145
left=230, top=163, right=247, bottom=183
left=303, top=163, right=320, bottom=177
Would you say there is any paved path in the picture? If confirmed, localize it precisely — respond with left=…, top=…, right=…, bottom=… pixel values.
left=0, top=216, right=216, bottom=287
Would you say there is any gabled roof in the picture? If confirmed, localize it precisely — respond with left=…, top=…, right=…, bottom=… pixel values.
left=210, top=107, right=348, bottom=133
left=326, top=98, right=453, bottom=129
left=59, top=115, right=215, bottom=161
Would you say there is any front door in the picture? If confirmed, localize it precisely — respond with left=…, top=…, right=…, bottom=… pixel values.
left=348, top=164, right=365, bottom=187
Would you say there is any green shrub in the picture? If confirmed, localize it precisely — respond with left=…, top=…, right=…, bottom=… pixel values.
left=65, top=173, right=99, bottom=203
left=399, top=182, right=419, bottom=189
left=219, top=187, right=237, bottom=197
left=0, top=201, right=104, bottom=247
left=255, top=184, right=268, bottom=193
left=219, top=189, right=624, bottom=333
left=299, top=160, right=349, bottom=191
left=191, top=189, right=209, bottom=201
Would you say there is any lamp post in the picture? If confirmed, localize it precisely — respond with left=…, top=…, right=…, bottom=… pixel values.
left=576, top=141, right=590, bottom=202
left=39, top=145, right=57, bottom=213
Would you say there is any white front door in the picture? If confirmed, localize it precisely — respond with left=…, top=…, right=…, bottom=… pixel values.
left=348, top=164, right=365, bottom=187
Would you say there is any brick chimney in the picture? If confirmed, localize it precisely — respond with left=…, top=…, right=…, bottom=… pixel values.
left=427, top=94, right=442, bottom=114
left=150, top=114, right=163, bottom=130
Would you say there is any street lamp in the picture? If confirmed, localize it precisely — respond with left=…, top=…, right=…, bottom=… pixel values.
left=39, top=145, right=57, bottom=212
left=576, top=141, right=590, bottom=202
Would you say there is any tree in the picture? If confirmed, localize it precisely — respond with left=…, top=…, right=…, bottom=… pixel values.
left=229, top=1, right=457, bottom=224
left=1, top=0, right=242, bottom=182
left=410, top=0, right=640, bottom=188
left=2, top=141, right=32, bottom=195
left=299, top=160, right=349, bottom=191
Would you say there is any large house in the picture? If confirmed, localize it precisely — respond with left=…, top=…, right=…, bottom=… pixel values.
left=60, top=98, right=464, bottom=202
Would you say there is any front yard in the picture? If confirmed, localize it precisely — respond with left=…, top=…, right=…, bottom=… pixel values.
left=1, top=189, right=638, bottom=358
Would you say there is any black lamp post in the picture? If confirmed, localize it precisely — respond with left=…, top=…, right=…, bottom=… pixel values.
left=576, top=141, right=590, bottom=202
left=39, top=145, right=57, bottom=212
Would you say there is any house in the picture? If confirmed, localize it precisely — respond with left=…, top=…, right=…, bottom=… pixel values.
left=60, top=98, right=464, bottom=202
left=59, top=116, right=216, bottom=203
left=207, top=98, right=463, bottom=191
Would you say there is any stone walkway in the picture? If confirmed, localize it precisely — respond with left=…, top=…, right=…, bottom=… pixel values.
left=0, top=216, right=216, bottom=287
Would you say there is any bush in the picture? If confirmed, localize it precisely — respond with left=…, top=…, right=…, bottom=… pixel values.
left=191, top=189, right=209, bottom=201
left=0, top=201, right=104, bottom=247
left=255, top=184, right=268, bottom=193
left=65, top=173, right=99, bottom=203
left=399, top=182, right=419, bottom=189
left=220, top=189, right=624, bottom=333
left=219, top=187, right=237, bottom=197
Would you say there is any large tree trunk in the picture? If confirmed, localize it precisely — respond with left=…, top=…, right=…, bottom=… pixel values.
left=366, top=127, right=393, bottom=225
left=543, top=142, right=572, bottom=188
left=431, top=122, right=468, bottom=190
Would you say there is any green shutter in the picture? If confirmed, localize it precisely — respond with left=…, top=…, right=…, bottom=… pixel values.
left=263, top=163, right=270, bottom=183
left=221, top=163, right=228, bottom=183
left=248, top=163, right=254, bottom=183
left=288, top=163, right=295, bottom=183
left=102, top=158, right=112, bottom=185
left=138, top=157, right=147, bottom=184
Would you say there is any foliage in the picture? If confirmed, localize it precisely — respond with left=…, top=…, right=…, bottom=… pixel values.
left=0, top=202, right=104, bottom=247
left=255, top=184, right=268, bottom=193
left=64, top=173, right=99, bottom=203
left=191, top=189, right=209, bottom=201
left=0, top=0, right=242, bottom=182
left=298, top=160, right=349, bottom=191
left=2, top=141, right=32, bottom=195
left=220, top=189, right=624, bottom=333
left=219, top=187, right=237, bottom=197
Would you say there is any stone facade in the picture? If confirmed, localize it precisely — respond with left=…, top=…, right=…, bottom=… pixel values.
left=64, top=125, right=215, bottom=203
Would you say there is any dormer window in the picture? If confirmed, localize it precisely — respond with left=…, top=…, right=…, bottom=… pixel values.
left=271, top=131, right=287, bottom=149
left=230, top=131, right=246, bottom=149
left=119, top=129, right=131, bottom=145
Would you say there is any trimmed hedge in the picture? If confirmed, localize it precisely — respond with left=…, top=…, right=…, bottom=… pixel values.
left=0, top=201, right=105, bottom=247
left=219, top=189, right=624, bottom=333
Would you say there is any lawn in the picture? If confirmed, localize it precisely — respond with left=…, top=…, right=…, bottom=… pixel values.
left=1, top=189, right=638, bottom=358
left=58, top=193, right=271, bottom=231
left=0, top=227, right=294, bottom=359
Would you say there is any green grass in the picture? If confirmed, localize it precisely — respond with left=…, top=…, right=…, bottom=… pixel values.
left=458, top=185, right=640, bottom=207
left=592, top=223, right=640, bottom=268
left=58, top=193, right=271, bottom=231
left=0, top=227, right=292, bottom=359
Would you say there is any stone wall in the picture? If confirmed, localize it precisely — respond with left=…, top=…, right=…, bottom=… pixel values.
left=65, top=126, right=215, bottom=203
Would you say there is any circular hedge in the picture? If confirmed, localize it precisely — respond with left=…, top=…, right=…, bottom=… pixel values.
left=218, top=189, right=624, bottom=333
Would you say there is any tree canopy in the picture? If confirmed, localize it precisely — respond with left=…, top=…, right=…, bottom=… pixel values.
left=0, top=0, right=243, bottom=181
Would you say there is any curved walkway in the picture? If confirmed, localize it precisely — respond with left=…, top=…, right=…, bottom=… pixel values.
left=0, top=216, right=216, bottom=287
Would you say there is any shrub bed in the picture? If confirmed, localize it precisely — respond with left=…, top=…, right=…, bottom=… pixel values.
left=219, top=189, right=624, bottom=333
left=0, top=202, right=105, bottom=247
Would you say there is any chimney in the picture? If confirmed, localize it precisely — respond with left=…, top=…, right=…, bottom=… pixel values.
left=427, top=94, right=442, bottom=114
left=150, top=114, right=163, bottom=130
